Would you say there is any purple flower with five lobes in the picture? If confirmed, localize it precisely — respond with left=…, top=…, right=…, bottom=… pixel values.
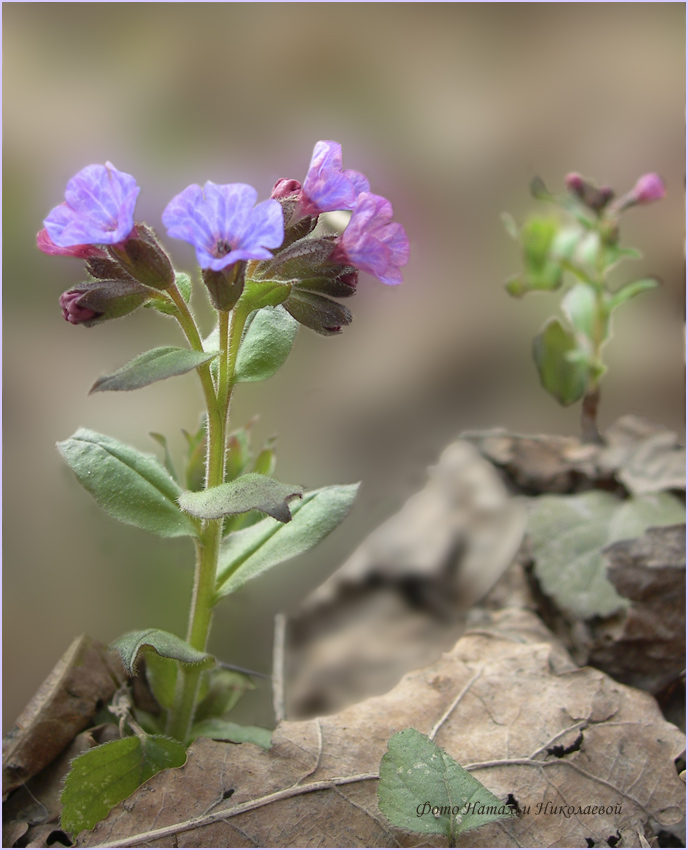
left=292, top=140, right=370, bottom=220
left=162, top=182, right=284, bottom=272
left=41, top=162, right=139, bottom=250
left=330, top=192, right=409, bottom=286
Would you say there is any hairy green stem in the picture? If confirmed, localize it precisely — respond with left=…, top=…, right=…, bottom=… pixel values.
left=167, top=297, right=251, bottom=743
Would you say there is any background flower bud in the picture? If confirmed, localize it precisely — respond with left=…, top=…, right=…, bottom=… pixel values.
left=59, top=290, right=100, bottom=324
left=632, top=173, right=666, bottom=204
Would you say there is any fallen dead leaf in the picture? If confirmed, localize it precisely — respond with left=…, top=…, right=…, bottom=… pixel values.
left=587, top=524, right=686, bottom=693
left=2, top=635, right=123, bottom=796
left=79, top=608, right=684, bottom=848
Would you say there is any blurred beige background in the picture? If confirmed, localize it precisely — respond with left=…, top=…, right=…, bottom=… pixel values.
left=3, top=3, right=684, bottom=731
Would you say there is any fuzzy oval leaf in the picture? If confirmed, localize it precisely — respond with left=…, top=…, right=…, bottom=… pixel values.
left=235, top=306, right=299, bottom=383
left=528, top=490, right=685, bottom=619
left=90, top=347, right=218, bottom=394
left=56, top=428, right=197, bottom=538
left=532, top=318, right=588, bottom=406
left=190, top=719, right=272, bottom=749
left=379, top=729, right=512, bottom=841
left=179, top=473, right=303, bottom=523
left=561, top=283, right=602, bottom=342
left=60, top=734, right=187, bottom=837
left=216, top=483, right=359, bottom=599
left=110, top=629, right=215, bottom=677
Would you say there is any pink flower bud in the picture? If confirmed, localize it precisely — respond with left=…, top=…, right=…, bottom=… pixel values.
left=59, top=290, right=100, bottom=325
left=270, top=179, right=302, bottom=200
left=632, top=173, right=666, bottom=204
left=564, top=173, right=586, bottom=195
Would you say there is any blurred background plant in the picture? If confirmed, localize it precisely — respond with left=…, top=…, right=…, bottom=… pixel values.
left=4, top=3, right=684, bottom=732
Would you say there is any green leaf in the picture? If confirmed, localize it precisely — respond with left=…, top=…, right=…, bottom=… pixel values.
left=142, top=651, right=179, bottom=711
left=90, top=347, right=218, bottom=394
left=532, top=318, right=588, bottom=406
left=602, top=244, right=642, bottom=270
left=110, top=629, right=215, bottom=677
left=194, top=668, right=256, bottom=722
left=179, top=473, right=303, bottom=523
left=56, top=428, right=198, bottom=538
left=528, top=491, right=685, bottom=619
left=176, top=272, right=192, bottom=303
left=149, top=432, right=179, bottom=483
left=189, top=719, right=272, bottom=749
left=521, top=216, right=557, bottom=272
left=240, top=279, right=292, bottom=310
left=61, top=734, right=186, bottom=837
left=561, top=283, right=606, bottom=342
left=607, top=277, right=660, bottom=312
left=235, top=306, right=299, bottom=383
left=216, top=483, right=359, bottom=599
left=378, top=729, right=512, bottom=842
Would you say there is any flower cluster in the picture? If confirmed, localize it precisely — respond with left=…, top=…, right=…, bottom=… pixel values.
left=39, top=142, right=409, bottom=330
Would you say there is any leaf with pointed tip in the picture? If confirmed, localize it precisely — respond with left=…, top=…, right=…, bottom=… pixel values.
left=110, top=629, right=215, bottom=677
left=607, top=278, right=659, bottom=312
left=179, top=473, right=302, bottom=523
left=235, top=306, right=299, bottom=383
left=90, top=347, right=218, bottom=394
left=215, top=483, right=359, bottom=599
left=190, top=719, right=272, bottom=749
left=56, top=428, right=197, bottom=538
left=60, top=735, right=187, bottom=837
left=194, top=669, right=255, bottom=722
left=378, top=728, right=512, bottom=842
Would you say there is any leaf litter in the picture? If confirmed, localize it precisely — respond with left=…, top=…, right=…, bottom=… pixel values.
left=78, top=608, right=684, bottom=848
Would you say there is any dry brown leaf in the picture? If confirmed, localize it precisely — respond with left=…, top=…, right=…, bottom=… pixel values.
left=304, top=440, right=526, bottom=613
left=599, top=417, right=686, bottom=495
left=2, top=635, right=123, bottom=795
left=80, top=609, right=684, bottom=848
left=587, top=524, right=686, bottom=693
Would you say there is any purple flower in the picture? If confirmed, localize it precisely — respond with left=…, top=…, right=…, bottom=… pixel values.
left=43, top=162, right=139, bottom=248
left=162, top=182, right=284, bottom=272
left=631, top=173, right=666, bottom=204
left=330, top=192, right=409, bottom=286
left=293, top=141, right=370, bottom=220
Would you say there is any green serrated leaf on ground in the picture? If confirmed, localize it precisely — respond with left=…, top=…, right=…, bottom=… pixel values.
left=110, top=629, right=215, bottom=677
left=90, top=347, right=218, bottom=394
left=61, top=734, right=187, bottom=837
left=215, top=483, right=359, bottom=599
left=179, top=473, right=303, bottom=523
left=532, top=317, right=588, bottom=406
left=189, top=719, right=272, bottom=749
left=235, top=306, right=299, bottom=383
left=56, top=428, right=197, bottom=538
left=528, top=491, right=686, bottom=619
left=378, top=729, right=512, bottom=842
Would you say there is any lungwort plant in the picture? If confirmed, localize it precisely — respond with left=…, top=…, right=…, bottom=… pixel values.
left=38, top=141, right=409, bottom=836
left=502, top=171, right=665, bottom=442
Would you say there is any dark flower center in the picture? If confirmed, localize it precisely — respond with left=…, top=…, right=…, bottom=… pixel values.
left=214, top=239, right=233, bottom=257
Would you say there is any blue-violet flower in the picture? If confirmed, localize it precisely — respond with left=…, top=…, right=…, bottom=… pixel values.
left=162, top=182, right=284, bottom=272
left=293, top=141, right=370, bottom=220
left=43, top=162, right=139, bottom=248
left=331, top=192, right=409, bottom=286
